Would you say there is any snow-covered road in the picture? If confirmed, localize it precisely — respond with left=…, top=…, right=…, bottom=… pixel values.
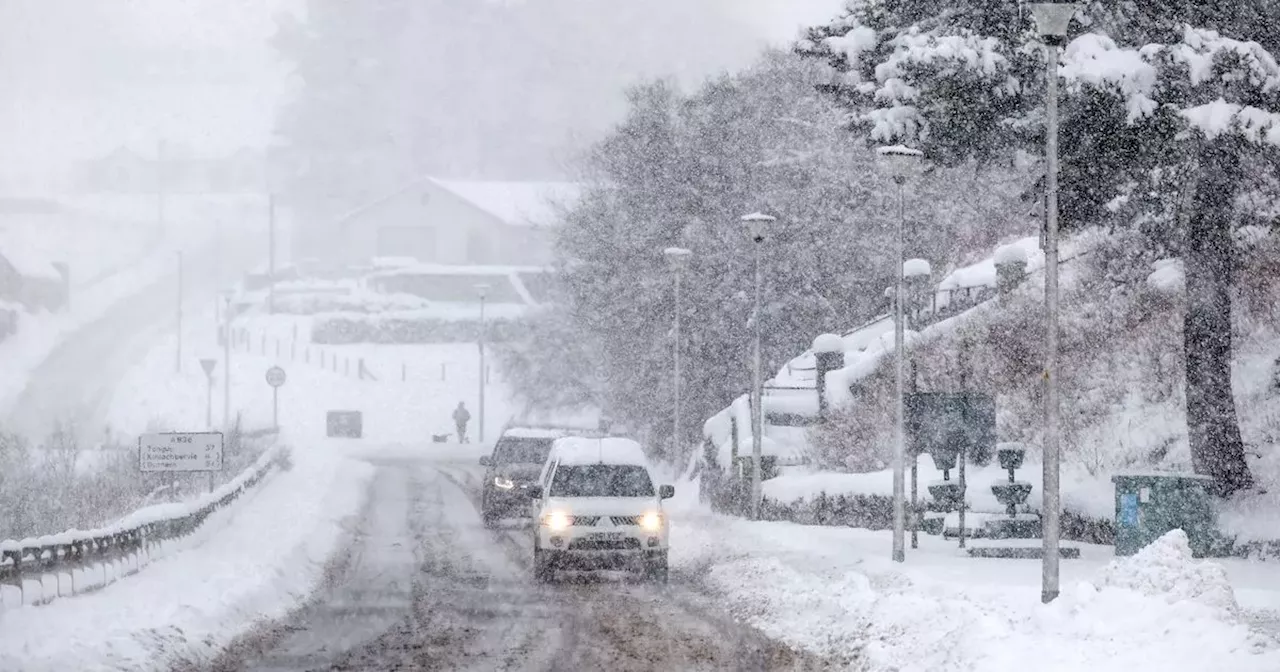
left=212, top=452, right=820, bottom=671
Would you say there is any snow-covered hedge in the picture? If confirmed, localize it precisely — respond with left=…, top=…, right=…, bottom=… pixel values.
left=270, top=289, right=429, bottom=316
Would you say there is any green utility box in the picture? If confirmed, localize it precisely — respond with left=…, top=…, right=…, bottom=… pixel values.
left=1111, top=473, right=1217, bottom=557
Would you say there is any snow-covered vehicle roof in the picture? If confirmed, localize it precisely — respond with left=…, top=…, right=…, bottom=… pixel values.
left=501, top=426, right=572, bottom=439
left=550, top=437, right=649, bottom=467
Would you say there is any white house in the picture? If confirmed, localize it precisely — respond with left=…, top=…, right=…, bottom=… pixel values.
left=319, top=177, right=582, bottom=267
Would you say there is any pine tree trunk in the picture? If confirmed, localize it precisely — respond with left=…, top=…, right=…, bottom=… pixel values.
left=1184, top=139, right=1254, bottom=496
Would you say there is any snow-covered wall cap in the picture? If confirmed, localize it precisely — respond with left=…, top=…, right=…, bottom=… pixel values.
left=875, top=144, right=924, bottom=158
left=994, top=244, right=1029, bottom=266
left=812, top=333, right=844, bottom=353
left=903, top=258, right=931, bottom=277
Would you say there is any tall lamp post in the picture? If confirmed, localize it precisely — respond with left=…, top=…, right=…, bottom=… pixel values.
left=741, top=212, right=775, bottom=521
left=475, top=283, right=490, bottom=444
left=664, top=247, right=693, bottom=457
left=876, top=144, right=924, bottom=563
left=1029, top=1, right=1077, bottom=604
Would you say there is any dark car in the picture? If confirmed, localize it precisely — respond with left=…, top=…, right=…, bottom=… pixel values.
left=479, top=428, right=565, bottom=526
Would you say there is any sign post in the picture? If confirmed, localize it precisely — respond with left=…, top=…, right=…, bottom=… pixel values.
left=139, top=431, right=224, bottom=493
left=265, top=365, right=286, bottom=429
left=200, top=358, right=217, bottom=429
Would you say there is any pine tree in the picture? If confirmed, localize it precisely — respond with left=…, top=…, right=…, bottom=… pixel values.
left=799, top=1, right=1280, bottom=494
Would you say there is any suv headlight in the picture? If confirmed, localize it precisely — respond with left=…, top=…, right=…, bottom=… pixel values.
left=541, top=511, right=570, bottom=532
left=493, top=476, right=515, bottom=490
left=639, top=511, right=663, bottom=531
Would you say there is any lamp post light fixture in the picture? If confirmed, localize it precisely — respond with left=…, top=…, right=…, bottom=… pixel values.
left=876, top=144, right=924, bottom=564
left=664, top=247, right=693, bottom=458
left=475, top=282, right=491, bottom=444
left=1029, top=0, right=1077, bottom=605
left=741, top=212, right=775, bottom=521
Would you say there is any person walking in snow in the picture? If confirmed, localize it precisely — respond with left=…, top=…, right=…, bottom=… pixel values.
left=453, top=401, right=472, bottom=443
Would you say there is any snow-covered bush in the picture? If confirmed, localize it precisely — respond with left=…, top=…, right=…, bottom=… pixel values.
left=0, top=422, right=271, bottom=542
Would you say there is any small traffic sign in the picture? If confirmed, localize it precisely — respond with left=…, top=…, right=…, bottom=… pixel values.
left=266, top=365, right=287, bottom=388
left=200, top=358, right=217, bottom=377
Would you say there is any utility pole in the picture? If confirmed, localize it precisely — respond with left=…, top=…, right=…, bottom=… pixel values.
left=223, top=295, right=232, bottom=428
left=176, top=251, right=183, bottom=373
left=156, top=139, right=166, bottom=242
left=268, top=193, right=277, bottom=315
left=476, top=283, right=490, bottom=443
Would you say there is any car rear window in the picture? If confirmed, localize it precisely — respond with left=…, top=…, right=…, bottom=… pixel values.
left=548, top=464, right=654, bottom=497
left=492, top=437, right=555, bottom=464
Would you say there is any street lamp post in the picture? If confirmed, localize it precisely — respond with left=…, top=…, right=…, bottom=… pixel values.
left=1029, top=1, right=1077, bottom=605
left=476, top=283, right=490, bottom=444
left=876, top=144, right=924, bottom=564
left=664, top=247, right=693, bottom=458
left=741, top=212, right=775, bottom=521
left=176, top=251, right=183, bottom=373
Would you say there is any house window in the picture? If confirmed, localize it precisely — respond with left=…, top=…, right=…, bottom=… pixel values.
left=377, top=226, right=436, bottom=261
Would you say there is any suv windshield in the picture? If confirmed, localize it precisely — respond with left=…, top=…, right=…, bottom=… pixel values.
left=492, top=437, right=555, bottom=464
left=549, top=464, right=654, bottom=498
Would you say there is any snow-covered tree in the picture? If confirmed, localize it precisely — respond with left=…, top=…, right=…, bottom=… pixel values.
left=799, top=1, right=1280, bottom=494
left=499, top=51, right=1029, bottom=459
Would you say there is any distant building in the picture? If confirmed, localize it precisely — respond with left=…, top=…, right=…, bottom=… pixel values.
left=75, top=146, right=266, bottom=194
left=317, top=177, right=581, bottom=267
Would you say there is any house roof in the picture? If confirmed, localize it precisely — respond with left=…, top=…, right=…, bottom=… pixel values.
left=334, top=176, right=584, bottom=229
left=428, top=178, right=581, bottom=227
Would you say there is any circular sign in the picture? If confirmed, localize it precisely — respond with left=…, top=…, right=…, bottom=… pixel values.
left=265, top=366, right=287, bottom=388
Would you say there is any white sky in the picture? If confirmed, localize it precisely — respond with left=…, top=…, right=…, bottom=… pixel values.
left=0, top=0, right=846, bottom=179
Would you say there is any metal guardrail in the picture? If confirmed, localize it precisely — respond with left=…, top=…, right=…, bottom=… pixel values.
left=0, top=437, right=281, bottom=608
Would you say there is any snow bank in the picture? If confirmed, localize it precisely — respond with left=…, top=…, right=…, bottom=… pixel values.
left=676, top=514, right=1280, bottom=672
left=1094, top=530, right=1240, bottom=615
left=0, top=441, right=374, bottom=672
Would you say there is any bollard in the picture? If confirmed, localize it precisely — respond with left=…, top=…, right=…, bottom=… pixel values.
left=441, top=363, right=446, bottom=381
left=275, top=339, right=280, bottom=357
left=402, top=363, right=406, bottom=382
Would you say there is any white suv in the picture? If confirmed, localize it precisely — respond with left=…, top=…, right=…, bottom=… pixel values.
left=527, top=437, right=674, bottom=583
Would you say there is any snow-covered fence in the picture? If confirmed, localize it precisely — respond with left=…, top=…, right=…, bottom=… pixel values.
left=226, top=326, right=497, bottom=385
left=0, top=439, right=283, bottom=609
